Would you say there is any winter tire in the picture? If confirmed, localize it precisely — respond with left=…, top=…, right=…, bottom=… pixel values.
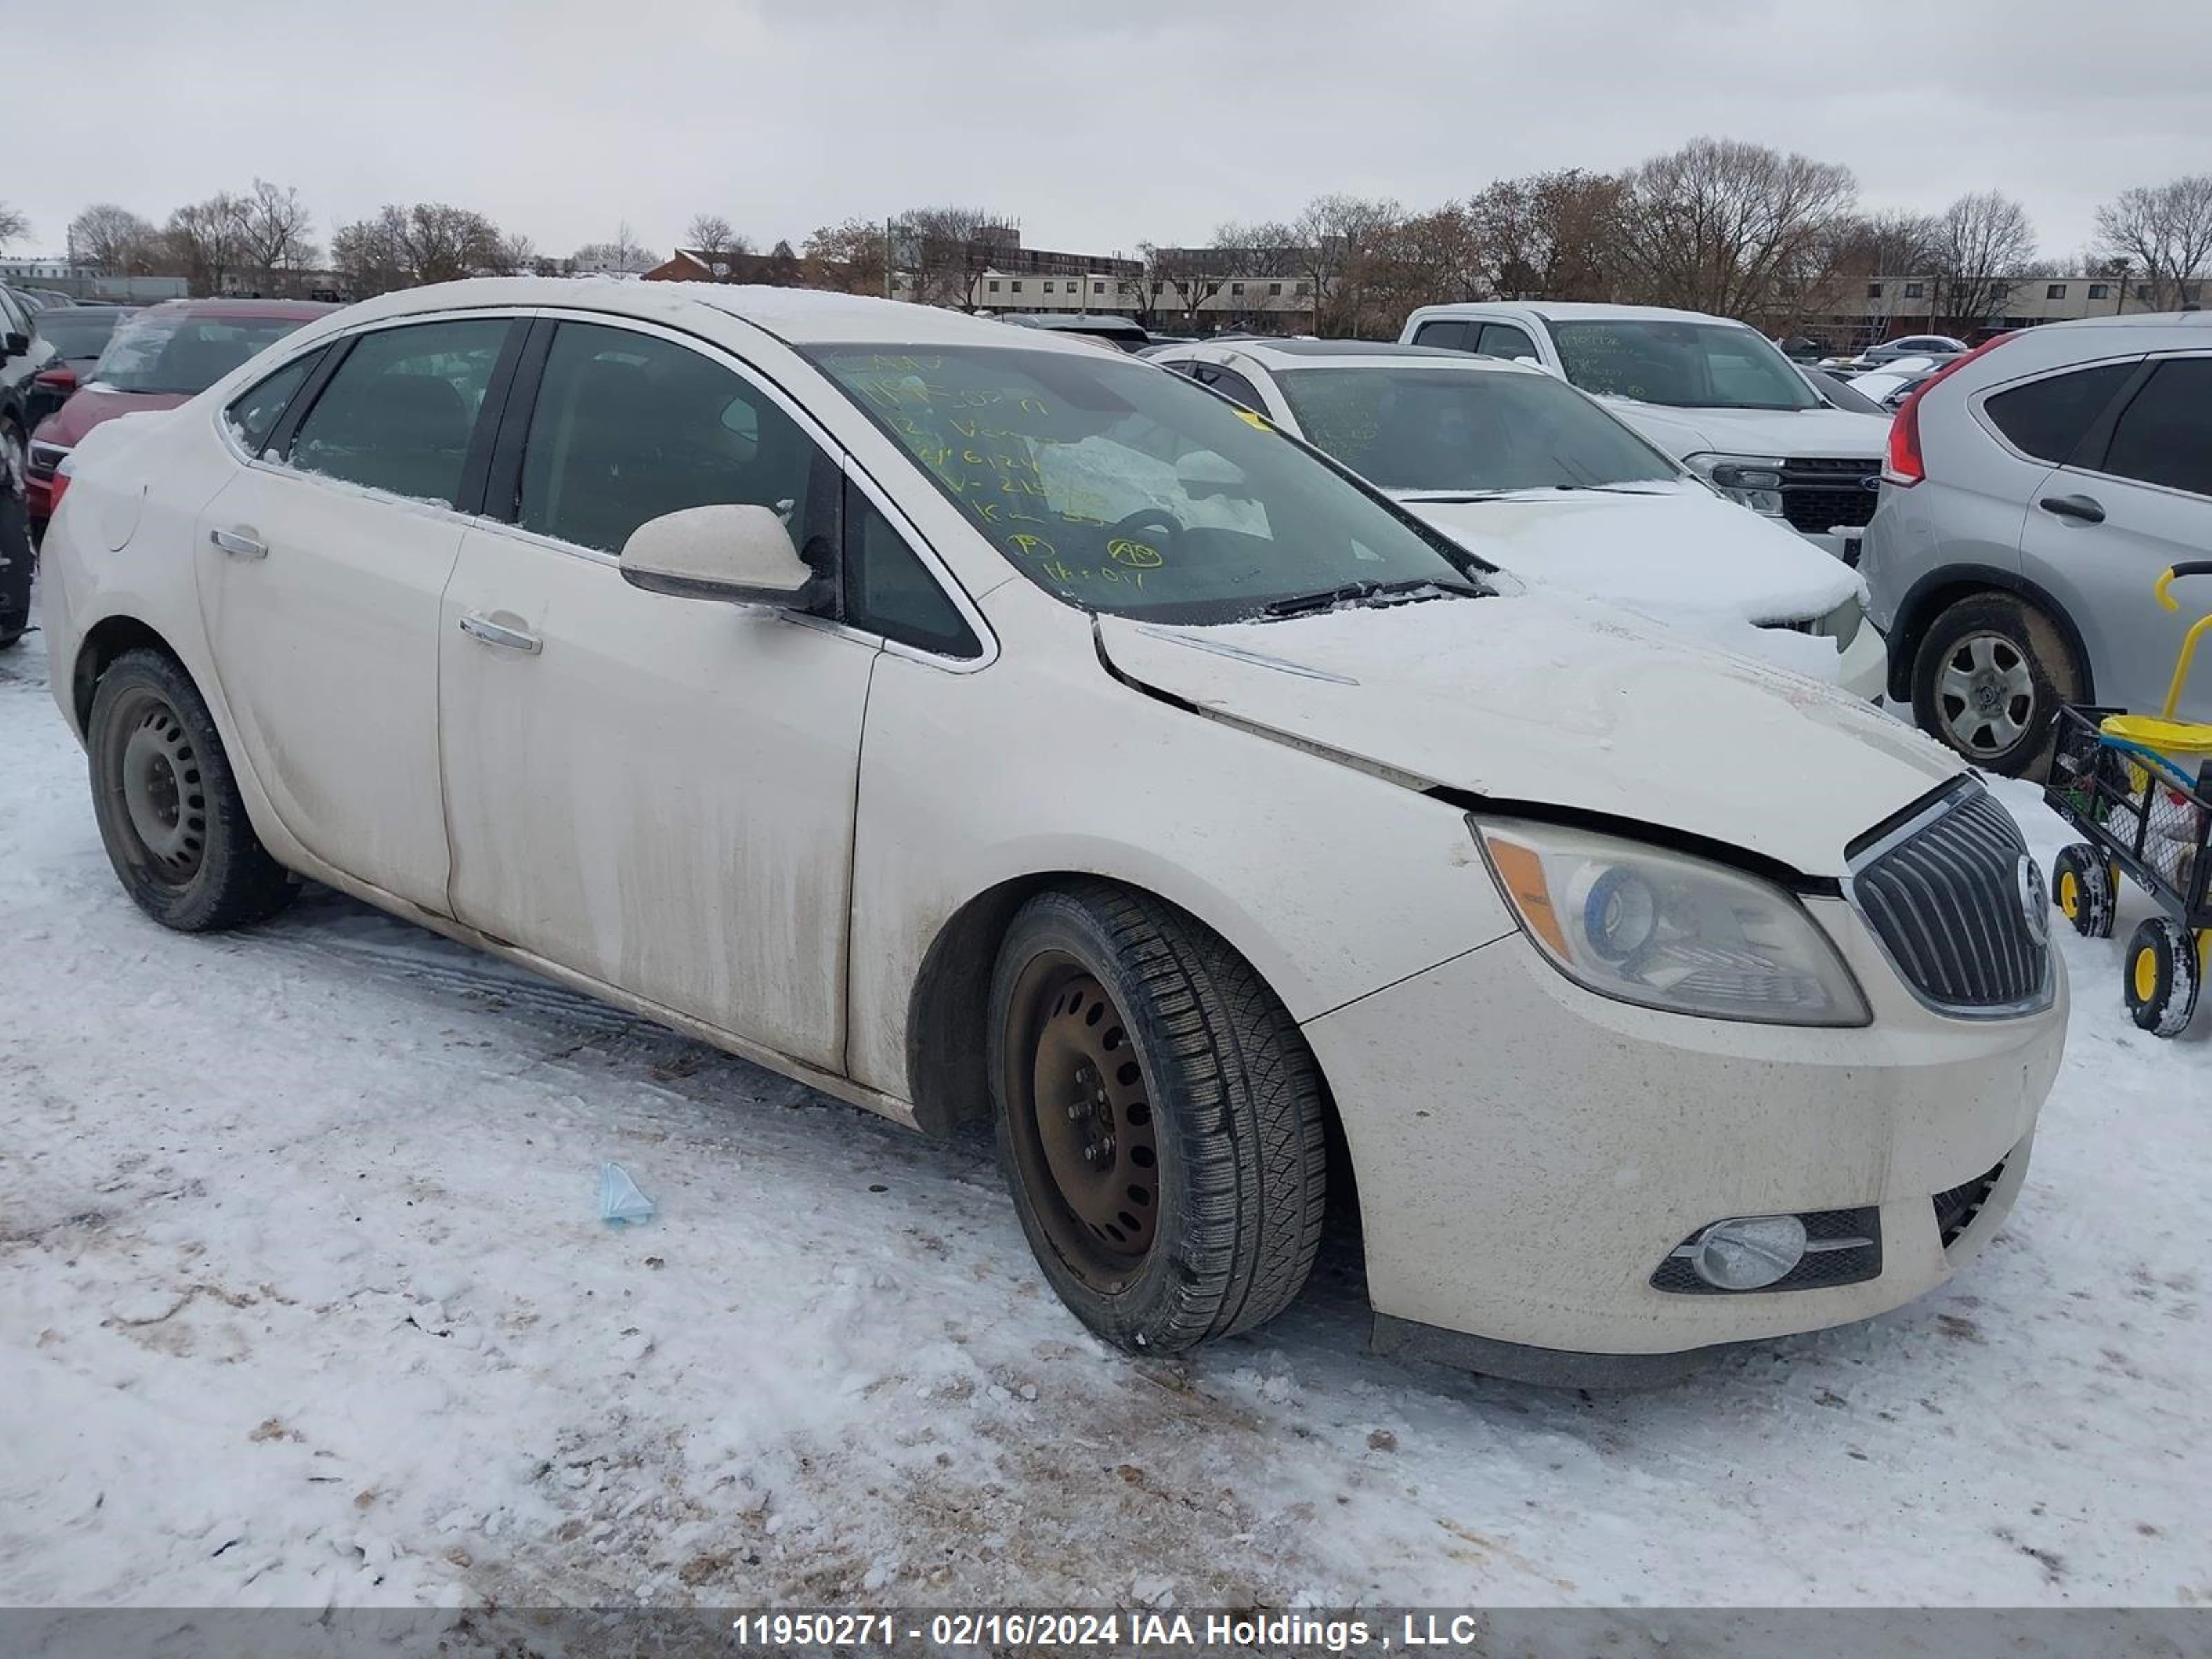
left=1911, top=592, right=2081, bottom=779
left=2052, top=843, right=2115, bottom=939
left=87, top=648, right=297, bottom=932
left=988, top=881, right=1327, bottom=1355
left=2121, top=917, right=2201, bottom=1039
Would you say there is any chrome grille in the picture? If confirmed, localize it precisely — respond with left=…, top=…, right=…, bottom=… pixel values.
left=1847, top=784, right=2051, bottom=1015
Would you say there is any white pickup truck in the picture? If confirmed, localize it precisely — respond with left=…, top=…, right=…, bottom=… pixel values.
left=1399, top=301, right=1892, bottom=564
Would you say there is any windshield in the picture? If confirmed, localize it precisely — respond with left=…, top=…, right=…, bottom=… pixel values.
left=808, top=344, right=1479, bottom=623
left=91, top=312, right=309, bottom=395
left=1273, top=364, right=1680, bottom=494
left=1550, top=319, right=1821, bottom=411
left=35, top=310, right=129, bottom=359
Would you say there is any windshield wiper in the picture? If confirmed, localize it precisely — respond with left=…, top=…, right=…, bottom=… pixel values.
left=1257, top=577, right=1481, bottom=619
left=1393, top=490, right=1511, bottom=504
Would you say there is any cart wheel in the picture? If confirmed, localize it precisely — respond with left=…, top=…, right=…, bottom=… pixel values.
left=2121, top=918, right=2200, bottom=1038
left=2052, top=844, right=2115, bottom=939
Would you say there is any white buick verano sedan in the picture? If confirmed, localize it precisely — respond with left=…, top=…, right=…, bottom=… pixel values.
left=42, top=281, right=2065, bottom=1385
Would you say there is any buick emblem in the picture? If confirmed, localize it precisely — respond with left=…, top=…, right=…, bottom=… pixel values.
left=2016, top=855, right=2049, bottom=946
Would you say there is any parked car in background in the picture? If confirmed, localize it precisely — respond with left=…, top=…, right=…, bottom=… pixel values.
left=1, top=283, right=59, bottom=503
left=1862, top=312, right=2212, bottom=775
left=26, top=297, right=328, bottom=534
left=41, top=278, right=2062, bottom=1385
left=24, top=306, right=134, bottom=431
left=1146, top=338, right=1882, bottom=695
left=1848, top=356, right=1944, bottom=411
left=0, top=422, right=28, bottom=648
left=996, top=312, right=1151, bottom=352
left=1801, top=367, right=1888, bottom=416
left=1857, top=334, right=1968, bottom=369
left=1402, top=301, right=1893, bottom=562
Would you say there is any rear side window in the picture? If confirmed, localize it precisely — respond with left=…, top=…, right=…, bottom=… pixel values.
left=225, top=351, right=320, bottom=456
left=1413, top=319, right=1470, bottom=350
left=288, top=319, right=510, bottom=506
left=1983, top=363, right=2135, bottom=465
left=2099, top=359, right=2212, bottom=498
left=843, top=482, right=978, bottom=657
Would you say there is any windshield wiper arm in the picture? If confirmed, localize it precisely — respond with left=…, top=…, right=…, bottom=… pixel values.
left=1257, top=577, right=1480, bottom=619
left=1392, top=490, right=1511, bottom=504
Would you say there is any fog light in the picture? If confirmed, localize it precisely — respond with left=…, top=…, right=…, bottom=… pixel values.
left=1685, top=1215, right=1807, bottom=1290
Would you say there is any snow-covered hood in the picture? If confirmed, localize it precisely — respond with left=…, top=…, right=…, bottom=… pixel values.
left=33, top=386, right=191, bottom=451
left=1400, top=482, right=1860, bottom=626
left=1599, top=401, right=1889, bottom=462
left=1098, top=591, right=1960, bottom=876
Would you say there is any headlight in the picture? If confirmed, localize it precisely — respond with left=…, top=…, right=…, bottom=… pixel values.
left=1815, top=592, right=1865, bottom=650
left=1683, top=451, right=1787, bottom=516
left=1472, top=818, right=1870, bottom=1027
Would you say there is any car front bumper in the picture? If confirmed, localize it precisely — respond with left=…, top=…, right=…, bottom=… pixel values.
left=1303, top=897, right=2064, bottom=1385
left=1835, top=618, right=1886, bottom=701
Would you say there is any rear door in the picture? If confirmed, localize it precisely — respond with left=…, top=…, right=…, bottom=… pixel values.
left=2025, top=353, right=2212, bottom=718
left=194, top=315, right=523, bottom=910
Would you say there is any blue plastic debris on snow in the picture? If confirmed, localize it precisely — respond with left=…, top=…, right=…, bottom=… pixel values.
left=597, top=1162, right=655, bottom=1227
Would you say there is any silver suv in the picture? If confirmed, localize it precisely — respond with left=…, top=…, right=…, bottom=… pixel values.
left=1862, top=312, right=2212, bottom=774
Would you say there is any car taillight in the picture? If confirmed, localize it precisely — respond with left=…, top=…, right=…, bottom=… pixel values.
left=1882, top=332, right=2017, bottom=487
left=48, top=452, right=75, bottom=514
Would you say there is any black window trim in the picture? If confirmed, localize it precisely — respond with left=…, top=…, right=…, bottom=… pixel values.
left=1476, top=321, right=1539, bottom=361
left=1971, top=353, right=2149, bottom=471
left=2068, top=350, right=2212, bottom=500
left=222, top=343, right=330, bottom=462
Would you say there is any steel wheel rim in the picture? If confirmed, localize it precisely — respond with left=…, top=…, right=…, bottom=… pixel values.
left=1936, top=632, right=2036, bottom=756
left=114, top=690, right=207, bottom=883
left=1006, top=954, right=1160, bottom=1286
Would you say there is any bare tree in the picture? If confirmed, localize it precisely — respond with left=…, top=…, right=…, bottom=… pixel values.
left=490, top=231, right=538, bottom=276
left=1152, top=245, right=1224, bottom=330
left=67, top=203, right=162, bottom=272
left=0, top=202, right=26, bottom=252
left=164, top=194, right=251, bottom=294
left=1364, top=203, right=1487, bottom=328
left=332, top=203, right=506, bottom=295
left=236, top=180, right=318, bottom=290
left=1124, top=243, right=1176, bottom=328
left=1611, top=138, right=1857, bottom=323
left=2095, top=175, right=2212, bottom=311
left=899, top=205, right=1011, bottom=310
left=573, top=223, right=655, bottom=276
left=802, top=218, right=888, bottom=294
left=1465, top=169, right=1623, bottom=300
left=1928, top=191, right=2038, bottom=335
left=1291, top=194, right=1403, bottom=335
left=684, top=213, right=752, bottom=262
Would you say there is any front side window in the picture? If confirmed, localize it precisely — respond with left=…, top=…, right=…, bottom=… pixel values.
left=1550, top=319, right=1821, bottom=411
left=1983, top=362, right=2136, bottom=465
left=288, top=319, right=509, bottom=506
left=1203, top=367, right=1266, bottom=410
left=224, top=350, right=321, bottom=456
left=809, top=344, right=1476, bottom=624
left=34, top=309, right=125, bottom=360
left=1275, top=365, right=1680, bottom=495
left=517, top=321, right=837, bottom=560
left=92, top=311, right=312, bottom=395
left=1475, top=324, right=1537, bottom=360
left=2099, top=359, right=2212, bottom=497
left=844, top=482, right=978, bottom=657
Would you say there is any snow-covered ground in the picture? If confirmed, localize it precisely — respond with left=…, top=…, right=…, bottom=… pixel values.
left=2, top=611, right=2207, bottom=1611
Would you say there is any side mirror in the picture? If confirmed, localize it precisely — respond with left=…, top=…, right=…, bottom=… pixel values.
left=1, top=331, right=27, bottom=362
left=32, top=365, right=78, bottom=393
left=617, top=503, right=817, bottom=606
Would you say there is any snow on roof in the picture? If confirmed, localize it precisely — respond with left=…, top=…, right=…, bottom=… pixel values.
left=288, top=277, right=1103, bottom=353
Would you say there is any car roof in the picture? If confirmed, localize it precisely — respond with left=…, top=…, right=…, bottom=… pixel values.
left=998, top=312, right=1145, bottom=331
left=133, top=297, right=336, bottom=321
left=297, top=278, right=1117, bottom=355
left=1409, top=299, right=1755, bottom=328
left=1172, top=337, right=1543, bottom=374
left=2031, top=309, right=2212, bottom=332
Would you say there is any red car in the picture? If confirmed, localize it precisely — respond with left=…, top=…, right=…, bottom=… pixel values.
left=28, top=298, right=330, bottom=531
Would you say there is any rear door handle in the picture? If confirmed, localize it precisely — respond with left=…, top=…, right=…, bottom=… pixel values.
left=2038, top=494, right=2106, bottom=524
left=209, top=527, right=267, bottom=559
left=458, top=612, right=541, bottom=655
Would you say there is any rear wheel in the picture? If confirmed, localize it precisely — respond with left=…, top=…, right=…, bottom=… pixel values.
left=2121, top=917, right=2201, bottom=1038
left=87, top=648, right=297, bottom=932
left=2052, top=843, right=2116, bottom=939
left=1911, top=593, right=2081, bottom=778
left=988, top=882, right=1327, bottom=1355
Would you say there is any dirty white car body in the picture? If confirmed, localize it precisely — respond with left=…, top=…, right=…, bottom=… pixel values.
left=41, top=280, right=2065, bottom=1385
left=1145, top=339, right=1884, bottom=695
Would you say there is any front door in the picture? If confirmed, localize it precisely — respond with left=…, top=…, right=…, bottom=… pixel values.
left=437, top=317, right=876, bottom=1070
left=194, top=315, right=518, bottom=911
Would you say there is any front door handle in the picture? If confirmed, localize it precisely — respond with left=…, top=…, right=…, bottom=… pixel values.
left=458, top=612, right=542, bottom=655
left=209, top=527, right=267, bottom=559
left=2038, top=494, right=2106, bottom=524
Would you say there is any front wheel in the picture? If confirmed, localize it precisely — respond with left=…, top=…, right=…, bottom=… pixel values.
left=2122, top=917, right=2202, bottom=1038
left=1911, top=593, right=2081, bottom=778
left=988, top=882, right=1327, bottom=1355
left=87, top=648, right=299, bottom=932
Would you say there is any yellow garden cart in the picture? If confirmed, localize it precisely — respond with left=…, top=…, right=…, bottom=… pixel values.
left=2044, top=563, right=2212, bottom=1037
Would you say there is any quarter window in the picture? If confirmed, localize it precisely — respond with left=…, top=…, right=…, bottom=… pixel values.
left=843, top=482, right=978, bottom=657
left=2099, top=359, right=2212, bottom=497
left=288, top=320, right=510, bottom=507
left=516, top=321, right=838, bottom=561
left=225, top=350, right=321, bottom=456
left=1983, top=363, right=2136, bottom=465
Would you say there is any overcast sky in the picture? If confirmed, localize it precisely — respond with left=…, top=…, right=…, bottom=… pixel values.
left=13, top=0, right=2208, bottom=267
